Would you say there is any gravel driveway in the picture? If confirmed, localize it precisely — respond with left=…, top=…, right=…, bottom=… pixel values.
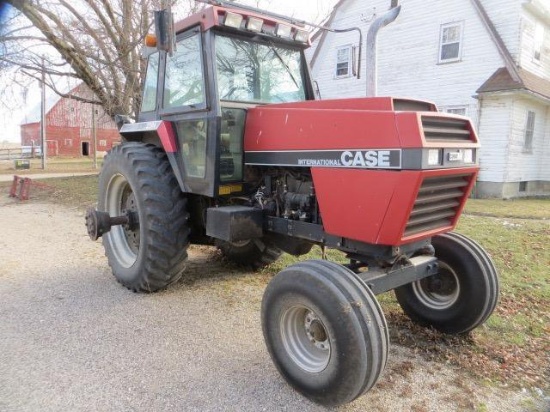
left=0, top=200, right=545, bottom=411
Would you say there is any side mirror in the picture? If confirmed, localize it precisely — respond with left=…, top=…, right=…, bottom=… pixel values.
left=154, top=9, right=175, bottom=55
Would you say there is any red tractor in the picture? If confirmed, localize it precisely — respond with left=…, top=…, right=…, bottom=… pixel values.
left=86, top=1, right=499, bottom=406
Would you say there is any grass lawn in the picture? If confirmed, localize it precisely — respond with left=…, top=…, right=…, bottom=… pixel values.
left=267, top=199, right=550, bottom=390
left=2, top=175, right=548, bottom=391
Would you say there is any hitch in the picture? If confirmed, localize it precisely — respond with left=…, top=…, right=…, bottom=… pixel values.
left=85, top=207, right=136, bottom=241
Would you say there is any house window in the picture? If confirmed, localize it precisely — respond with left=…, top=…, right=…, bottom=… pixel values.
left=99, top=140, right=107, bottom=147
left=439, top=22, right=463, bottom=63
left=445, top=107, right=467, bottom=116
left=519, top=181, right=528, bottom=192
left=64, top=139, right=73, bottom=147
left=336, top=46, right=352, bottom=77
left=534, top=24, right=544, bottom=61
left=524, top=110, right=535, bottom=151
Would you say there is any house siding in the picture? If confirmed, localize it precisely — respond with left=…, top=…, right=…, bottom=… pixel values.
left=480, top=0, right=522, bottom=62
left=475, top=94, right=550, bottom=197
left=518, top=7, right=550, bottom=81
left=309, top=0, right=550, bottom=198
left=543, top=105, right=550, bottom=182
left=506, top=97, right=547, bottom=181
left=310, top=0, right=506, bottom=123
left=477, top=95, right=511, bottom=183
left=308, top=1, right=369, bottom=99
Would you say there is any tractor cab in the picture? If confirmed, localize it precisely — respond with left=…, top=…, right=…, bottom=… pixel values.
left=131, top=4, right=315, bottom=197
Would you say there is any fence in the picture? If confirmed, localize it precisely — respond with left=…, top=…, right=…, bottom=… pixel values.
left=0, top=146, right=42, bottom=161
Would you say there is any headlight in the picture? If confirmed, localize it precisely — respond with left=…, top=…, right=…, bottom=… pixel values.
left=428, top=149, right=442, bottom=166
left=276, top=23, right=292, bottom=38
left=224, top=12, right=243, bottom=29
left=246, top=17, right=264, bottom=33
left=463, top=149, right=474, bottom=163
left=294, top=29, right=309, bottom=43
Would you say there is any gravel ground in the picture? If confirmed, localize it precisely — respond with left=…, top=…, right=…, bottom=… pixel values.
left=0, top=200, right=547, bottom=412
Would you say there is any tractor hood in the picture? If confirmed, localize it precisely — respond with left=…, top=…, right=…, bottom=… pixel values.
left=243, top=97, right=479, bottom=246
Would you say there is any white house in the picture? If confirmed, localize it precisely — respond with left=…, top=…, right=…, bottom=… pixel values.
left=308, top=0, right=550, bottom=198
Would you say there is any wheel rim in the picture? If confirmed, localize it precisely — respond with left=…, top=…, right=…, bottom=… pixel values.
left=280, top=305, right=331, bottom=373
left=105, top=173, right=140, bottom=268
left=412, top=262, right=460, bottom=310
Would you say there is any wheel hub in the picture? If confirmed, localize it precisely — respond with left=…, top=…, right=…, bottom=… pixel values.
left=413, top=262, right=460, bottom=310
left=305, top=312, right=329, bottom=350
left=426, top=274, right=455, bottom=295
left=121, top=192, right=140, bottom=253
left=280, top=306, right=331, bottom=373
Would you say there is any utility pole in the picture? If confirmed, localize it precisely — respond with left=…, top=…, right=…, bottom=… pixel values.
left=40, top=57, right=47, bottom=169
left=92, top=104, right=97, bottom=169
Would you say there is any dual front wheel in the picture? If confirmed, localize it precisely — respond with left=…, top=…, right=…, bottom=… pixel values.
left=261, top=233, right=499, bottom=406
left=394, top=232, right=499, bottom=334
left=262, top=260, right=389, bottom=406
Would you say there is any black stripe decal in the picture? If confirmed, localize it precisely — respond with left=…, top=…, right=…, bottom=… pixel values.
left=245, top=149, right=402, bottom=169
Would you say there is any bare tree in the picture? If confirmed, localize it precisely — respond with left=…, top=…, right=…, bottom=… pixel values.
left=1, top=0, right=201, bottom=118
left=1, top=0, right=309, bottom=120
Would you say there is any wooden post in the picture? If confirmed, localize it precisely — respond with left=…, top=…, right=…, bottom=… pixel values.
left=40, top=58, right=47, bottom=169
left=92, top=104, right=97, bottom=169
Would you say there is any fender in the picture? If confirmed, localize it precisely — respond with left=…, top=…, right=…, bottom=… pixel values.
left=119, top=120, right=190, bottom=192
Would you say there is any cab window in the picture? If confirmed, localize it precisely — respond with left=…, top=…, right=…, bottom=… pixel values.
left=164, top=33, right=205, bottom=109
left=141, top=52, right=159, bottom=112
left=216, top=35, right=306, bottom=104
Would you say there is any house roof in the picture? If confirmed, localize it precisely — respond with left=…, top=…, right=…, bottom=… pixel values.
left=309, top=0, right=346, bottom=67
left=477, top=67, right=550, bottom=101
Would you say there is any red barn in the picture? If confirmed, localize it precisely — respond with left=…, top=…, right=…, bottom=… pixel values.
left=20, top=83, right=121, bottom=157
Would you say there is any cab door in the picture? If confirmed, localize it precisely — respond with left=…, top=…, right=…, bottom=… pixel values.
left=159, top=28, right=218, bottom=197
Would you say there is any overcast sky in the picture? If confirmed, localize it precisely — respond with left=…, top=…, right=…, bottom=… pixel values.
left=0, top=0, right=339, bottom=143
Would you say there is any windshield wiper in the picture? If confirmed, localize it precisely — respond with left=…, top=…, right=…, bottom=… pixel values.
left=268, top=42, right=300, bottom=90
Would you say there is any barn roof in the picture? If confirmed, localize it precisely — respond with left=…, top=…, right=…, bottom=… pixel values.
left=22, top=82, right=80, bottom=125
left=23, top=94, right=61, bottom=125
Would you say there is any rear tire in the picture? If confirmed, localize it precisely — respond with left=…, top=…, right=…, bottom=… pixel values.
left=395, top=232, right=499, bottom=334
left=99, top=142, right=189, bottom=292
left=216, top=238, right=281, bottom=269
left=262, top=260, right=389, bottom=406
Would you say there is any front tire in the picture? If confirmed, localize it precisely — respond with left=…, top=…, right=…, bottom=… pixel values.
left=262, top=260, right=389, bottom=406
left=99, top=142, right=190, bottom=292
left=395, top=232, right=499, bottom=334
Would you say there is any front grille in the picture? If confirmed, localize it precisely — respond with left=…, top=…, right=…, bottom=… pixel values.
left=422, top=116, right=472, bottom=142
left=404, top=174, right=470, bottom=238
